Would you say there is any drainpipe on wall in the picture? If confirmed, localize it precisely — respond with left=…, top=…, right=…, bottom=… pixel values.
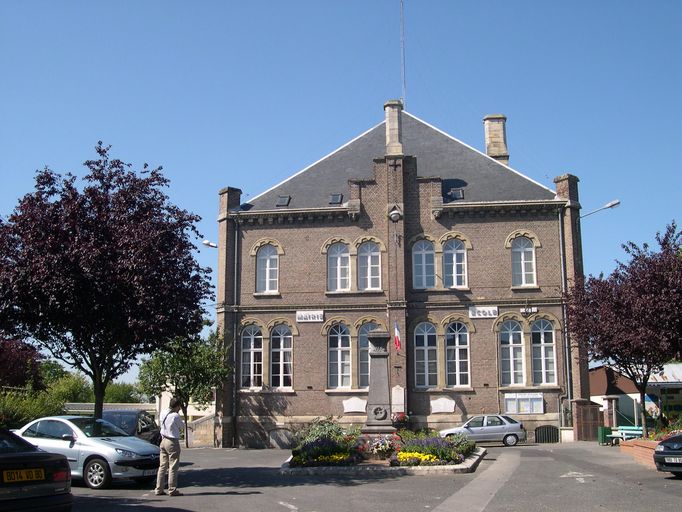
left=232, top=217, right=240, bottom=448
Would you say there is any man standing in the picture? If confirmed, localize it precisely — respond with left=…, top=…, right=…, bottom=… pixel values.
left=155, top=397, right=185, bottom=496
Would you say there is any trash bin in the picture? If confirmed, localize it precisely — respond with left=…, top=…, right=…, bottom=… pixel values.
left=597, top=426, right=612, bottom=445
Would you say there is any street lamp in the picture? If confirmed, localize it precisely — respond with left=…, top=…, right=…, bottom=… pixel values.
left=580, top=199, right=620, bottom=219
left=202, top=239, right=218, bottom=248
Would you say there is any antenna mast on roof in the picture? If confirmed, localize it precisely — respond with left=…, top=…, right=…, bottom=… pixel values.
left=400, top=0, right=407, bottom=107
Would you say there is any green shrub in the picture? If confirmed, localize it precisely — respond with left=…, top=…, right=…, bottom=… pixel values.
left=0, top=391, right=65, bottom=429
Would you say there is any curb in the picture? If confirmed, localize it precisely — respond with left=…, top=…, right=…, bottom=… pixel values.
left=279, top=447, right=487, bottom=476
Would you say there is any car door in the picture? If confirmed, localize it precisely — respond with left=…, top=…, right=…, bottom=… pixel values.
left=484, top=415, right=507, bottom=442
left=463, top=416, right=486, bottom=441
left=22, top=420, right=80, bottom=474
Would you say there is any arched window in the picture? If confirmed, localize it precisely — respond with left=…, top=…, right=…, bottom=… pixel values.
left=532, top=319, right=556, bottom=385
left=412, top=240, right=435, bottom=289
left=271, top=325, right=293, bottom=388
left=256, top=244, right=279, bottom=293
left=499, top=320, right=524, bottom=386
left=445, top=322, right=469, bottom=386
left=511, top=236, right=536, bottom=286
left=414, top=322, right=437, bottom=387
left=358, top=322, right=378, bottom=388
left=358, top=242, right=381, bottom=291
left=240, top=325, right=263, bottom=388
left=327, top=243, right=350, bottom=291
left=328, top=323, right=351, bottom=388
left=442, top=239, right=467, bottom=288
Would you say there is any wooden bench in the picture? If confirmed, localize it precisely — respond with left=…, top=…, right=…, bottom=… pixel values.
left=606, top=426, right=643, bottom=445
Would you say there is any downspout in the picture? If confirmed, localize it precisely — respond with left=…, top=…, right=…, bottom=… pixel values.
left=558, top=205, right=573, bottom=425
left=232, top=216, right=240, bottom=448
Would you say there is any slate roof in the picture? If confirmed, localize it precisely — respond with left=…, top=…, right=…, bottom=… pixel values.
left=244, top=112, right=556, bottom=212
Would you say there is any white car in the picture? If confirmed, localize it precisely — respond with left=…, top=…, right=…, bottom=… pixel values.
left=15, top=416, right=160, bottom=489
left=439, top=414, right=527, bottom=446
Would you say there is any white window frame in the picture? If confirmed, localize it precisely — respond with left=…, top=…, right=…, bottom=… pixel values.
left=442, top=239, right=468, bottom=288
left=256, top=244, right=279, bottom=293
left=445, top=322, right=469, bottom=387
left=414, top=322, right=438, bottom=387
left=531, top=319, right=557, bottom=385
left=358, top=322, right=378, bottom=388
left=504, top=393, right=544, bottom=414
left=327, top=243, right=350, bottom=292
left=328, top=323, right=351, bottom=388
left=270, top=325, right=293, bottom=389
left=511, top=236, right=536, bottom=286
left=499, top=320, right=525, bottom=386
left=357, top=242, right=381, bottom=291
left=412, top=240, right=435, bottom=289
left=240, top=325, right=263, bottom=388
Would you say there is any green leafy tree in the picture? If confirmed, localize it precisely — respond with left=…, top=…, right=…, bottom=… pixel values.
left=104, top=382, right=144, bottom=403
left=138, top=329, right=229, bottom=447
left=0, top=143, right=213, bottom=419
left=48, top=373, right=95, bottom=404
left=39, top=360, right=69, bottom=388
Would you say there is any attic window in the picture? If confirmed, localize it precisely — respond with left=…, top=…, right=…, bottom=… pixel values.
left=447, top=188, right=464, bottom=201
left=276, top=195, right=291, bottom=207
left=329, top=193, right=343, bottom=205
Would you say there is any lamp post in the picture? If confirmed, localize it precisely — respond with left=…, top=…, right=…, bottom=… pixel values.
left=202, top=239, right=218, bottom=248
left=580, top=199, right=620, bottom=219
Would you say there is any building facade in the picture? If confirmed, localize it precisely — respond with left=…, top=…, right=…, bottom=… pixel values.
left=214, top=101, right=589, bottom=447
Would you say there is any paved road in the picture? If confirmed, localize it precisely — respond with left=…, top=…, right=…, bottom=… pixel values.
left=70, top=442, right=680, bottom=512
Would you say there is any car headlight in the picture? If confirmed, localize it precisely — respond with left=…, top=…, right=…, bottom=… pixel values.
left=655, top=444, right=666, bottom=452
left=115, top=448, right=138, bottom=458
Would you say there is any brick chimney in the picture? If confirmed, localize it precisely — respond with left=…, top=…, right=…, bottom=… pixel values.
left=384, top=99, right=404, bottom=156
left=483, top=114, right=509, bottom=165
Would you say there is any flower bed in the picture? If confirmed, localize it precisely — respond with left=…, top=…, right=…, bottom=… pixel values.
left=288, top=417, right=475, bottom=468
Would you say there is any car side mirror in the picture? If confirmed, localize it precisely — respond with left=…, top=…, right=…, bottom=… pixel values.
left=61, top=434, right=75, bottom=443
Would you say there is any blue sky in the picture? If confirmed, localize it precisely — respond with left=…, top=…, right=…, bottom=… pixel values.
left=1, top=1, right=680, bottom=381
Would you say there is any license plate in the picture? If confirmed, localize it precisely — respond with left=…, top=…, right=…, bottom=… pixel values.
left=3, top=468, right=45, bottom=483
left=664, top=457, right=682, bottom=463
left=142, top=469, right=156, bottom=476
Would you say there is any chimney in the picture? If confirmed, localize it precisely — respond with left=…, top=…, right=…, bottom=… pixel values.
left=483, top=114, right=509, bottom=165
left=384, top=99, right=404, bottom=156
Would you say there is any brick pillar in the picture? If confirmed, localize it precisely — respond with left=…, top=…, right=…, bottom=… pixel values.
left=215, top=186, right=241, bottom=447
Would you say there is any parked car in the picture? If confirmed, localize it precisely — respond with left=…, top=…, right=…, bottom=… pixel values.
left=102, top=410, right=161, bottom=445
left=0, top=428, right=73, bottom=511
left=439, top=414, right=527, bottom=446
left=14, top=416, right=160, bottom=489
left=653, top=432, right=682, bottom=478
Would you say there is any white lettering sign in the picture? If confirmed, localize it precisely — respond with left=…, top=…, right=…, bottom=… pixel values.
left=296, top=310, right=324, bottom=323
left=468, top=306, right=499, bottom=319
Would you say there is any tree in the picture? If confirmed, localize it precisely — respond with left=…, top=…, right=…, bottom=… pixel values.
left=104, top=382, right=144, bottom=403
left=0, top=143, right=213, bottom=419
left=138, top=329, right=229, bottom=447
left=39, top=360, right=69, bottom=388
left=567, top=222, right=682, bottom=435
left=0, top=337, right=44, bottom=390
left=48, top=373, right=95, bottom=403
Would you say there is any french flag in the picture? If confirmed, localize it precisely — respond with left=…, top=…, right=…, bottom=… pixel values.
left=394, top=321, right=402, bottom=351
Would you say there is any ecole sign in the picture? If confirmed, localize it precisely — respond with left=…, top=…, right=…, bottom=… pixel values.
left=468, top=306, right=499, bottom=319
left=296, top=310, right=324, bottom=323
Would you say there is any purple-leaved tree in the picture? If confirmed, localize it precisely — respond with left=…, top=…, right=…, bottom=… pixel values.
left=0, top=143, right=213, bottom=418
left=567, top=222, right=681, bottom=436
left=0, top=337, right=45, bottom=390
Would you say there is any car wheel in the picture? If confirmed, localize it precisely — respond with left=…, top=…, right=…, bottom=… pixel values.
left=503, top=434, right=519, bottom=447
left=84, top=458, right=112, bottom=489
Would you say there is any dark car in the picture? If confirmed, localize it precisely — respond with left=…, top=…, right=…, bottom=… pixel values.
left=653, top=432, right=682, bottom=478
left=0, top=428, right=73, bottom=512
left=102, top=410, right=161, bottom=446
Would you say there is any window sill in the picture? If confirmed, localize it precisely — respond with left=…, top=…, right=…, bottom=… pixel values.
left=510, top=285, right=540, bottom=291
left=325, top=290, right=385, bottom=296
left=238, top=388, right=296, bottom=395
left=411, top=287, right=471, bottom=293
left=324, top=389, right=369, bottom=395
left=412, top=387, right=475, bottom=393
left=253, top=292, right=281, bottom=298
left=499, top=385, right=561, bottom=392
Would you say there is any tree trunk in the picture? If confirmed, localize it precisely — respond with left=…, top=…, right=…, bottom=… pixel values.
left=182, top=405, right=189, bottom=448
left=638, top=388, right=648, bottom=438
left=92, top=377, right=106, bottom=420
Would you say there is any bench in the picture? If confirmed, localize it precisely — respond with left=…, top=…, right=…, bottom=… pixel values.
left=606, top=426, right=643, bottom=445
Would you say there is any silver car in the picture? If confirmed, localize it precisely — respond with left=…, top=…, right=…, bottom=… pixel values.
left=439, top=414, right=527, bottom=446
left=15, top=416, right=160, bottom=489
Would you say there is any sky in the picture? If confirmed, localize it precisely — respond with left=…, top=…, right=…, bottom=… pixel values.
left=1, top=1, right=680, bottom=382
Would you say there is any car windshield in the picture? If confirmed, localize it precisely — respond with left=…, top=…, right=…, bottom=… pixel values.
left=69, top=417, right=130, bottom=437
left=102, top=412, right=137, bottom=435
left=501, top=416, right=518, bottom=424
left=0, top=430, right=37, bottom=453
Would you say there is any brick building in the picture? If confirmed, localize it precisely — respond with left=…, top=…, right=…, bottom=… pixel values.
left=214, top=100, right=589, bottom=447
